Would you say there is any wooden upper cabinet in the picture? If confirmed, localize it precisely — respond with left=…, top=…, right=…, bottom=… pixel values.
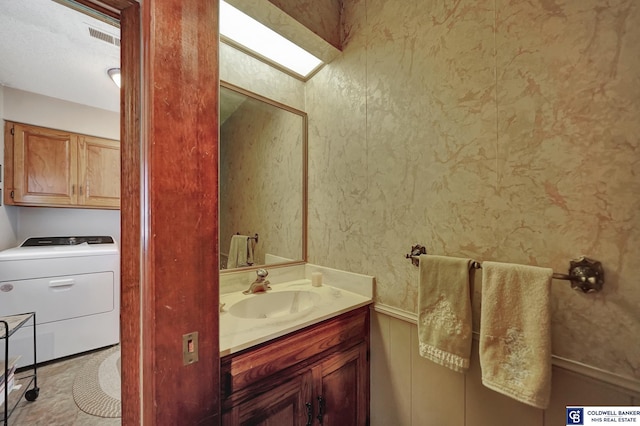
left=11, top=123, right=78, bottom=206
left=4, top=122, right=120, bottom=209
left=79, top=136, right=120, bottom=208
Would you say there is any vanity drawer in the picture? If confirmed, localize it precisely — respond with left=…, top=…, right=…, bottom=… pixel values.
left=221, top=305, right=369, bottom=399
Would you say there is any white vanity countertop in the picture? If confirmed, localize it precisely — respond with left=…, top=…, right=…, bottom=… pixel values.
left=219, top=278, right=372, bottom=356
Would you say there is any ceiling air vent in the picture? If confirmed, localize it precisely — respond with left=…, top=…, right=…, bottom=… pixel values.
left=88, top=26, right=120, bottom=47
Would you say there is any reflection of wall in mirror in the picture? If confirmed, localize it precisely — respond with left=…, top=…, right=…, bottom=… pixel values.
left=219, top=97, right=303, bottom=269
left=264, top=253, right=294, bottom=265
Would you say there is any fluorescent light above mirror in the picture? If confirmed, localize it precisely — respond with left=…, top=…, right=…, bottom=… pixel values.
left=219, top=1, right=323, bottom=79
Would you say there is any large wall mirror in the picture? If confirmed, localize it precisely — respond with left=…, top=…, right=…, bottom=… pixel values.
left=219, top=81, right=307, bottom=271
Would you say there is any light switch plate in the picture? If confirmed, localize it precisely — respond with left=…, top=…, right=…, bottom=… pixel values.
left=182, top=332, right=199, bottom=365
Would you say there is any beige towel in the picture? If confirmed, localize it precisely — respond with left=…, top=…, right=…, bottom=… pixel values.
left=418, top=255, right=473, bottom=373
left=480, top=261, right=553, bottom=409
left=227, top=235, right=249, bottom=268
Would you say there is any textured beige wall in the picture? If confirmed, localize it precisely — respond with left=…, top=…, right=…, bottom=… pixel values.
left=306, top=0, right=640, bottom=381
left=220, top=96, right=304, bottom=266
left=267, top=0, right=342, bottom=48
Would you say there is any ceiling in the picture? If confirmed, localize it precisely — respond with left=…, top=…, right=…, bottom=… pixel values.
left=0, top=0, right=121, bottom=112
left=0, top=1, right=262, bottom=120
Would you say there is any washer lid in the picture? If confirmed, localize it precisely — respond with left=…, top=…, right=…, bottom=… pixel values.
left=20, top=236, right=114, bottom=246
left=0, top=236, right=119, bottom=261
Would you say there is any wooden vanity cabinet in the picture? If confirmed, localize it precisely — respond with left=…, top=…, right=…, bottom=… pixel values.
left=223, top=370, right=312, bottom=425
left=4, top=122, right=120, bottom=209
left=221, top=306, right=370, bottom=426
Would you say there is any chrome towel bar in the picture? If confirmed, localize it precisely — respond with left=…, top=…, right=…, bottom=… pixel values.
left=405, top=244, right=604, bottom=293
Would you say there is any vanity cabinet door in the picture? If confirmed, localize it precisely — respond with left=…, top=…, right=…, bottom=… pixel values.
left=222, top=371, right=313, bottom=426
left=312, top=342, right=369, bottom=426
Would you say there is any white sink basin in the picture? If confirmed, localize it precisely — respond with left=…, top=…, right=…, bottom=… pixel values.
left=228, top=290, right=321, bottom=319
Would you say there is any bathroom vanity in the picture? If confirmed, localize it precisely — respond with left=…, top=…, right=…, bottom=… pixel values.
left=219, top=266, right=373, bottom=425
left=221, top=306, right=369, bottom=425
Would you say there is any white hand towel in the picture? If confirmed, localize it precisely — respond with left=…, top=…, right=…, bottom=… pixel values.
left=227, top=235, right=249, bottom=268
left=480, top=261, right=553, bottom=409
left=418, top=255, right=473, bottom=373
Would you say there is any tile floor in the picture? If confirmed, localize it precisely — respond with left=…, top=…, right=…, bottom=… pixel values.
left=5, top=347, right=120, bottom=426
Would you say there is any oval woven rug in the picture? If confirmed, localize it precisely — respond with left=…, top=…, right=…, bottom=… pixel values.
left=72, top=345, right=121, bottom=418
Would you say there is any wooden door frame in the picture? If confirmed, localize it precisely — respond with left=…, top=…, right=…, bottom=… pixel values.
left=75, top=1, right=220, bottom=424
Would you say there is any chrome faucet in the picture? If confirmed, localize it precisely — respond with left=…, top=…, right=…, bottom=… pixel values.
left=243, top=269, right=271, bottom=294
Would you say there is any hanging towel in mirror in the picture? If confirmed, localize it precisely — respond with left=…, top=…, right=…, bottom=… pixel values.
left=479, top=261, right=553, bottom=409
left=246, top=236, right=254, bottom=266
left=418, top=255, right=473, bottom=373
left=228, top=235, right=249, bottom=268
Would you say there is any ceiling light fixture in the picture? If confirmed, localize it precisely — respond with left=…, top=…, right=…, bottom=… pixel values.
left=107, top=68, right=121, bottom=88
left=219, top=1, right=323, bottom=79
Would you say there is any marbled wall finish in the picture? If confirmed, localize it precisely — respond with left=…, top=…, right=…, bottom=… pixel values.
left=306, top=0, right=640, bottom=379
left=305, top=0, right=368, bottom=276
left=267, top=0, right=342, bottom=49
left=220, top=96, right=304, bottom=266
left=495, top=0, right=640, bottom=381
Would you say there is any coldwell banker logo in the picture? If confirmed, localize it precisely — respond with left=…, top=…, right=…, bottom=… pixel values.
left=567, top=407, right=584, bottom=425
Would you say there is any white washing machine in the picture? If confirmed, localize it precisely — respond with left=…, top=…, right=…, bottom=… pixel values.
left=0, top=236, right=120, bottom=367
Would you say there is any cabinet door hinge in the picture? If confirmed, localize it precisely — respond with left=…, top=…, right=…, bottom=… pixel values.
left=10, top=126, right=14, bottom=136
left=10, top=190, right=14, bottom=199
